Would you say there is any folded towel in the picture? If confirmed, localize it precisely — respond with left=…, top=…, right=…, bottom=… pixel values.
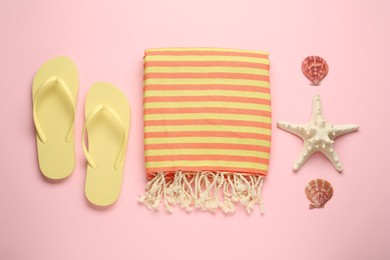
left=139, top=48, right=271, bottom=214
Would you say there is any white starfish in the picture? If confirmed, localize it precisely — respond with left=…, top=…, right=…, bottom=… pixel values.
left=277, top=94, right=358, bottom=172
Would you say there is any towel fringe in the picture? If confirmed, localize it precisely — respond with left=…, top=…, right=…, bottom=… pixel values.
left=138, top=171, right=265, bottom=214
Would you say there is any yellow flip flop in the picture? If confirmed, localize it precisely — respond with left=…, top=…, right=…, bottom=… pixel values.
left=32, top=56, right=78, bottom=180
left=83, top=82, right=130, bottom=206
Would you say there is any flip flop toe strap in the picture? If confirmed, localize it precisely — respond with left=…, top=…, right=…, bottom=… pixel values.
left=33, top=76, right=75, bottom=144
left=82, top=104, right=126, bottom=171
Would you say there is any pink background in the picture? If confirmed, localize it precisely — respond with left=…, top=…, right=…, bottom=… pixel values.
left=1, top=0, right=389, bottom=259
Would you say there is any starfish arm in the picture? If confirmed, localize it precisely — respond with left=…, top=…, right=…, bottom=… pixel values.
left=331, top=124, right=359, bottom=139
left=292, top=143, right=316, bottom=171
left=277, top=121, right=307, bottom=139
left=311, top=94, right=325, bottom=121
left=321, top=145, right=343, bottom=172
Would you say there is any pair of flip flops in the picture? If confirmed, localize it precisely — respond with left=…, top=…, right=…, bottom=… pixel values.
left=32, top=57, right=130, bottom=207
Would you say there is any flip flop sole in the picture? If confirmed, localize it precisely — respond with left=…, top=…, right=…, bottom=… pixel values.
left=84, top=82, right=130, bottom=206
left=32, top=57, right=78, bottom=180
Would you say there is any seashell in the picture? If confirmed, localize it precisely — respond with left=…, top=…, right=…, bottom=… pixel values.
left=305, top=179, right=333, bottom=209
left=301, top=56, right=329, bottom=86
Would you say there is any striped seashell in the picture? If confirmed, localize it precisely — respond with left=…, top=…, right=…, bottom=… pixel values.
left=301, top=56, right=329, bottom=86
left=305, top=179, right=333, bottom=209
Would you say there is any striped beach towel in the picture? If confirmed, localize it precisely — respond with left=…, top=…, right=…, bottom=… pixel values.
left=139, top=48, right=271, bottom=214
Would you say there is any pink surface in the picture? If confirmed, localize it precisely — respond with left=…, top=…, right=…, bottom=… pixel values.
left=1, top=0, right=389, bottom=259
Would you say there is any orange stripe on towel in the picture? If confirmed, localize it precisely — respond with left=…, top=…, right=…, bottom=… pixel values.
left=144, top=95, right=271, bottom=105
left=144, top=143, right=271, bottom=152
left=144, top=119, right=271, bottom=129
left=144, top=131, right=271, bottom=141
left=145, top=154, right=269, bottom=164
left=144, top=61, right=270, bottom=69
left=145, top=50, right=269, bottom=58
left=144, top=84, right=270, bottom=93
left=146, top=166, right=268, bottom=177
left=144, top=72, right=269, bottom=81
left=144, top=107, right=271, bottom=117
